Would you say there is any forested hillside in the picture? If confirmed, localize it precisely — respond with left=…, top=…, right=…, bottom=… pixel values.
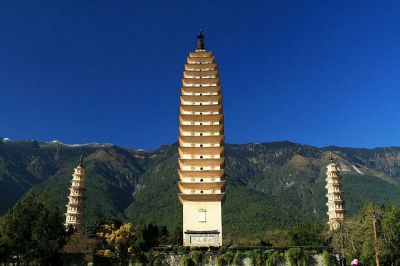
left=1, top=138, right=400, bottom=240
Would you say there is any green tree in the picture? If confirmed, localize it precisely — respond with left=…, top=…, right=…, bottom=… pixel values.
left=172, top=226, right=183, bottom=245
left=379, top=205, right=400, bottom=265
left=331, top=204, right=400, bottom=265
left=131, top=223, right=172, bottom=251
left=0, top=192, right=66, bottom=264
left=364, top=204, right=384, bottom=266
left=287, top=222, right=324, bottom=246
left=285, top=247, right=308, bottom=266
left=265, top=228, right=294, bottom=247
left=0, top=225, right=10, bottom=263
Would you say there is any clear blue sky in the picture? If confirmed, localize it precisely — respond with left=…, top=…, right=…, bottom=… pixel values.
left=1, top=1, right=400, bottom=150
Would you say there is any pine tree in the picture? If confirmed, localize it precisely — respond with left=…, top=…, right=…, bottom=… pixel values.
left=0, top=193, right=66, bottom=264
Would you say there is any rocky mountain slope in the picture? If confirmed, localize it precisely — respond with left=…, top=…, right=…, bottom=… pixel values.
left=1, top=138, right=400, bottom=240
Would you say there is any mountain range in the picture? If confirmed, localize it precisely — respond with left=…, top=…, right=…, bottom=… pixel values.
left=1, top=137, right=400, bottom=240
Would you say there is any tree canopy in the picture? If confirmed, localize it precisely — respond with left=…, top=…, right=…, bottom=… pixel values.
left=331, top=204, right=400, bottom=265
left=0, top=193, right=66, bottom=264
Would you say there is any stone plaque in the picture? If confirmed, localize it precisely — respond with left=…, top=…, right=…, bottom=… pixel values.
left=188, top=233, right=219, bottom=246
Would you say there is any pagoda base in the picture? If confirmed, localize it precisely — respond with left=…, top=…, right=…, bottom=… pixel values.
left=183, top=230, right=220, bottom=247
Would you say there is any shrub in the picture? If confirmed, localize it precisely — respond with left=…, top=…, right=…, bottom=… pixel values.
left=264, top=250, right=280, bottom=266
left=216, top=256, right=227, bottom=266
left=146, top=251, right=167, bottom=266
left=322, top=250, right=336, bottom=266
left=215, top=251, right=235, bottom=266
left=178, top=246, right=190, bottom=255
left=244, top=249, right=263, bottom=266
left=181, top=254, right=195, bottom=266
left=285, top=248, right=308, bottom=266
left=233, top=251, right=244, bottom=266
left=190, top=250, right=203, bottom=264
left=224, top=251, right=234, bottom=264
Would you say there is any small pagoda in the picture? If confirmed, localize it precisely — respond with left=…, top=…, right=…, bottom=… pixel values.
left=65, top=155, right=86, bottom=233
left=325, top=153, right=345, bottom=230
left=178, top=31, right=226, bottom=247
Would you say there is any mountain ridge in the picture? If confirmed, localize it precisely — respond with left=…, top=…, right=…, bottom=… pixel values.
left=1, top=137, right=400, bottom=240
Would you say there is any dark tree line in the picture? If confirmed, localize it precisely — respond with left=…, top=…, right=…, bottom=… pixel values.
left=1, top=192, right=399, bottom=265
left=0, top=193, right=66, bottom=265
left=0, top=193, right=181, bottom=264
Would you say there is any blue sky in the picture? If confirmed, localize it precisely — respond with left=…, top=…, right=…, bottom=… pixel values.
left=1, top=1, right=400, bottom=150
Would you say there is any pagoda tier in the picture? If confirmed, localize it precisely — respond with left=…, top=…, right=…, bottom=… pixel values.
left=178, top=32, right=225, bottom=247
left=178, top=169, right=224, bottom=179
left=184, top=63, right=217, bottom=71
left=179, top=147, right=224, bottom=158
left=184, top=71, right=219, bottom=78
left=325, top=155, right=345, bottom=231
left=181, top=85, right=221, bottom=93
left=65, top=157, right=86, bottom=233
left=179, top=136, right=224, bottom=146
left=179, top=125, right=224, bottom=136
left=178, top=193, right=226, bottom=202
left=179, top=45, right=226, bottom=201
left=179, top=181, right=226, bottom=191
left=180, top=95, right=222, bottom=104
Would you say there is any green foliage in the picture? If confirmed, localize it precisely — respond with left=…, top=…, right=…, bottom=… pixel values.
left=285, top=248, right=308, bottom=266
left=139, top=223, right=161, bottom=250
left=215, top=251, right=235, bottom=266
left=287, top=222, right=325, bottom=246
left=181, top=254, right=195, bottom=266
left=0, top=227, right=10, bottom=263
left=172, top=226, right=183, bottom=245
left=380, top=204, right=400, bottom=262
left=132, top=223, right=174, bottom=252
left=177, top=245, right=190, bottom=255
left=232, top=251, right=244, bottom=266
left=145, top=251, right=167, bottom=266
left=264, top=222, right=325, bottom=248
left=245, top=249, right=262, bottom=266
left=223, top=251, right=234, bottom=264
left=216, top=255, right=227, bottom=266
left=84, top=219, right=102, bottom=237
left=264, top=228, right=294, bottom=247
left=0, top=192, right=66, bottom=264
left=95, top=221, right=174, bottom=262
left=331, top=204, right=400, bottom=266
left=2, top=141, right=400, bottom=244
left=321, top=250, right=336, bottom=266
left=190, top=250, right=203, bottom=264
left=264, top=250, right=280, bottom=266
left=231, top=250, right=280, bottom=266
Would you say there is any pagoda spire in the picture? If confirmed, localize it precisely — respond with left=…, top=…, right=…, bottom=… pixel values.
left=325, top=152, right=345, bottom=230
left=196, top=30, right=205, bottom=50
left=65, top=156, right=86, bottom=233
left=178, top=33, right=225, bottom=247
left=79, top=154, right=83, bottom=167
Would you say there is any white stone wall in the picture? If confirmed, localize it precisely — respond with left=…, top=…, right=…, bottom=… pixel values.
left=162, top=252, right=335, bottom=266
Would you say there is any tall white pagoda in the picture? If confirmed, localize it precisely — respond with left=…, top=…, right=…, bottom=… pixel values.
left=178, top=31, right=226, bottom=247
left=65, top=156, right=86, bottom=233
left=325, top=153, right=345, bottom=230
